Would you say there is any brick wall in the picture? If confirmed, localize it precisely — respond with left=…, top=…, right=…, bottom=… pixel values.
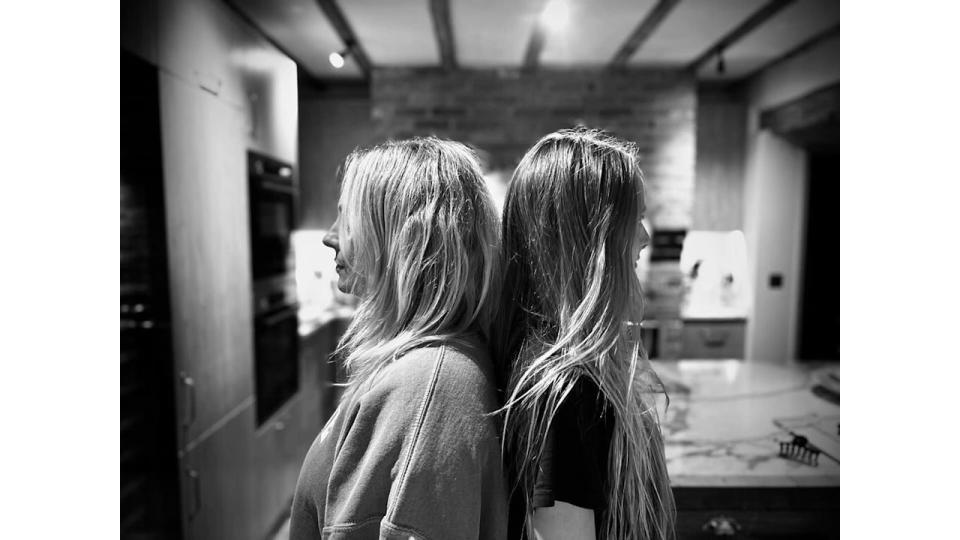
left=370, top=68, right=697, bottom=229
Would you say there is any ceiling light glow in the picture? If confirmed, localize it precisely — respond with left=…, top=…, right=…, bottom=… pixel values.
left=540, top=0, right=569, bottom=32
left=329, top=51, right=345, bottom=69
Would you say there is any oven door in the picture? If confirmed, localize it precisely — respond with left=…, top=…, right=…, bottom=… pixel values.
left=253, top=303, right=300, bottom=426
left=249, top=180, right=296, bottom=281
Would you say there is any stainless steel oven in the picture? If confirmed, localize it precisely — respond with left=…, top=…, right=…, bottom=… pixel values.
left=248, top=150, right=300, bottom=426
left=253, top=298, right=300, bottom=426
left=248, top=151, right=296, bottom=281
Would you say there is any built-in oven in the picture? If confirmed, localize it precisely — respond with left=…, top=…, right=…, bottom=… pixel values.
left=248, top=150, right=300, bottom=426
left=248, top=151, right=296, bottom=281
left=253, top=296, right=300, bottom=426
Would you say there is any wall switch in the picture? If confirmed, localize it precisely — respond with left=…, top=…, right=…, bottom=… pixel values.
left=769, top=273, right=783, bottom=289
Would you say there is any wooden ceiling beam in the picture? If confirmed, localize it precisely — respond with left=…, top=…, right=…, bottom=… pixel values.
left=609, top=0, right=681, bottom=68
left=429, top=0, right=458, bottom=70
left=313, top=0, right=373, bottom=78
left=745, top=23, right=839, bottom=80
left=687, top=0, right=796, bottom=73
left=760, top=82, right=838, bottom=149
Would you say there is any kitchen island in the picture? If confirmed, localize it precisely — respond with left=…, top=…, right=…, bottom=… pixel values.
left=653, top=359, right=839, bottom=538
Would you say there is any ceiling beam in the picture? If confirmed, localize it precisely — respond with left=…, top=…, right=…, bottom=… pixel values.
left=429, top=0, right=458, bottom=70
left=609, top=0, right=681, bottom=68
left=745, top=23, right=839, bottom=80
left=760, top=82, right=838, bottom=149
left=687, top=0, right=796, bottom=74
left=313, top=0, right=373, bottom=78
left=523, top=23, right=546, bottom=70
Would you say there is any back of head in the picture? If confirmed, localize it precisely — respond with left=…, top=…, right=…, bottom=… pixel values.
left=496, top=127, right=644, bottom=373
left=497, top=127, right=675, bottom=540
left=335, top=137, right=501, bottom=386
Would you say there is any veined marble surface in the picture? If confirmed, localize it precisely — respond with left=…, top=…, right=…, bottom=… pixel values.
left=651, top=359, right=840, bottom=488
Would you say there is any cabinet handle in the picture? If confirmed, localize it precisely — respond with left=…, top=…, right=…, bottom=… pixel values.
left=702, top=515, right=741, bottom=536
left=179, top=372, right=197, bottom=428
left=187, top=468, right=202, bottom=521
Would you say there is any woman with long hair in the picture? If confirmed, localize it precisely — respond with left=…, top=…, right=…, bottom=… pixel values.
left=290, top=137, right=508, bottom=539
left=496, top=127, right=676, bottom=540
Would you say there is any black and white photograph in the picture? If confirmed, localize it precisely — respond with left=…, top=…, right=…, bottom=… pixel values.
left=114, top=0, right=849, bottom=538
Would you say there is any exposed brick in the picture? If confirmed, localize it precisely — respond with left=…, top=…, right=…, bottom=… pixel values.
left=371, top=68, right=696, bottom=230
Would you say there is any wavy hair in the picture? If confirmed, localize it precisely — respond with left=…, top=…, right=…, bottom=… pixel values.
left=334, top=137, right=501, bottom=389
left=495, top=127, right=676, bottom=539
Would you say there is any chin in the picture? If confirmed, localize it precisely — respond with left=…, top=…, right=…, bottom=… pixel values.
left=336, top=276, right=361, bottom=297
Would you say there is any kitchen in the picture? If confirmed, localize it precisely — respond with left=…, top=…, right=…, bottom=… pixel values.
left=119, top=0, right=840, bottom=538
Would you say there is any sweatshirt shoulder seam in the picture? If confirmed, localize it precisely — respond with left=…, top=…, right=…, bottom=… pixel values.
left=385, top=343, right=446, bottom=522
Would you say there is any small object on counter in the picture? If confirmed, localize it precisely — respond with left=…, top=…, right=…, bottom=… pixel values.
left=778, top=434, right=821, bottom=466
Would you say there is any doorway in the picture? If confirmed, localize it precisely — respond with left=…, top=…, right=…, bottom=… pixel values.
left=797, top=148, right=839, bottom=360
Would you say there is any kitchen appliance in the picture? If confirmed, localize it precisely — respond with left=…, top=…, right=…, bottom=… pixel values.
left=248, top=150, right=300, bottom=426
left=252, top=287, right=300, bottom=426
left=248, top=151, right=297, bottom=281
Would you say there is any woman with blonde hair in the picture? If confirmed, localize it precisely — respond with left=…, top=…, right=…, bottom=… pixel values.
left=496, top=127, right=676, bottom=540
left=290, top=137, right=508, bottom=539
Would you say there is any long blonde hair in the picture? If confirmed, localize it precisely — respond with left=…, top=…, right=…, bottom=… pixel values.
left=495, top=127, right=676, bottom=539
left=334, top=137, right=501, bottom=389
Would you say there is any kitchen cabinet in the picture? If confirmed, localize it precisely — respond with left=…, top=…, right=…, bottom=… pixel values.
left=656, top=360, right=840, bottom=539
left=160, top=71, right=255, bottom=445
left=125, top=0, right=305, bottom=536
left=675, top=488, right=839, bottom=538
left=156, top=0, right=298, bottom=164
left=157, top=0, right=254, bottom=110
left=180, top=401, right=258, bottom=540
left=681, top=319, right=746, bottom=359
left=252, top=397, right=307, bottom=538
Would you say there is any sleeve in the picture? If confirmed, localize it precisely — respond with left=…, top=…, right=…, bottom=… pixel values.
left=289, top=406, right=343, bottom=540
left=530, top=378, right=613, bottom=511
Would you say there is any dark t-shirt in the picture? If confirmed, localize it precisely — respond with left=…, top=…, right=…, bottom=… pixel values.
left=508, top=377, right=615, bottom=539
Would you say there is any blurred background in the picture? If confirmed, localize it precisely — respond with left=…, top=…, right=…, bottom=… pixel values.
left=121, top=0, right=839, bottom=538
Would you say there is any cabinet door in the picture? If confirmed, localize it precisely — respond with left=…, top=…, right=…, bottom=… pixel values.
left=156, top=0, right=298, bottom=165
left=160, top=72, right=254, bottom=446
left=252, top=398, right=306, bottom=538
left=156, top=0, right=250, bottom=109
left=180, top=400, right=257, bottom=540
left=681, top=321, right=746, bottom=359
left=242, top=60, right=299, bottom=166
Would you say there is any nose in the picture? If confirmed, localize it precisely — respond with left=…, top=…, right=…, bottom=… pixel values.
left=322, top=231, right=338, bottom=251
left=322, top=220, right=340, bottom=252
left=638, top=223, right=650, bottom=251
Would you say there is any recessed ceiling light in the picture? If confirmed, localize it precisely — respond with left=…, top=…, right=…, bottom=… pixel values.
left=329, top=51, right=346, bottom=69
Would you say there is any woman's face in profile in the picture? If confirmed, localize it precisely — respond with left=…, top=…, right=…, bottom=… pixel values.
left=322, top=207, right=360, bottom=295
left=631, top=198, right=650, bottom=266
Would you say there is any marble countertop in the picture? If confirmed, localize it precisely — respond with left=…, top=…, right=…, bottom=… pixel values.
left=651, top=359, right=840, bottom=488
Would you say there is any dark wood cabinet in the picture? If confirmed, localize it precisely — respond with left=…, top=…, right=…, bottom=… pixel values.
left=675, top=487, right=839, bottom=539
left=681, top=319, right=746, bottom=359
left=657, top=360, right=839, bottom=539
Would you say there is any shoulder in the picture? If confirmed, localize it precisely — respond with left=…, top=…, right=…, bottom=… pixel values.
left=552, top=375, right=614, bottom=459
left=558, top=376, right=606, bottom=417
left=361, top=337, right=498, bottom=413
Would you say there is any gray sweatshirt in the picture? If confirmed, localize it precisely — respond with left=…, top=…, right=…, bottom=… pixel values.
left=289, top=339, right=508, bottom=540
